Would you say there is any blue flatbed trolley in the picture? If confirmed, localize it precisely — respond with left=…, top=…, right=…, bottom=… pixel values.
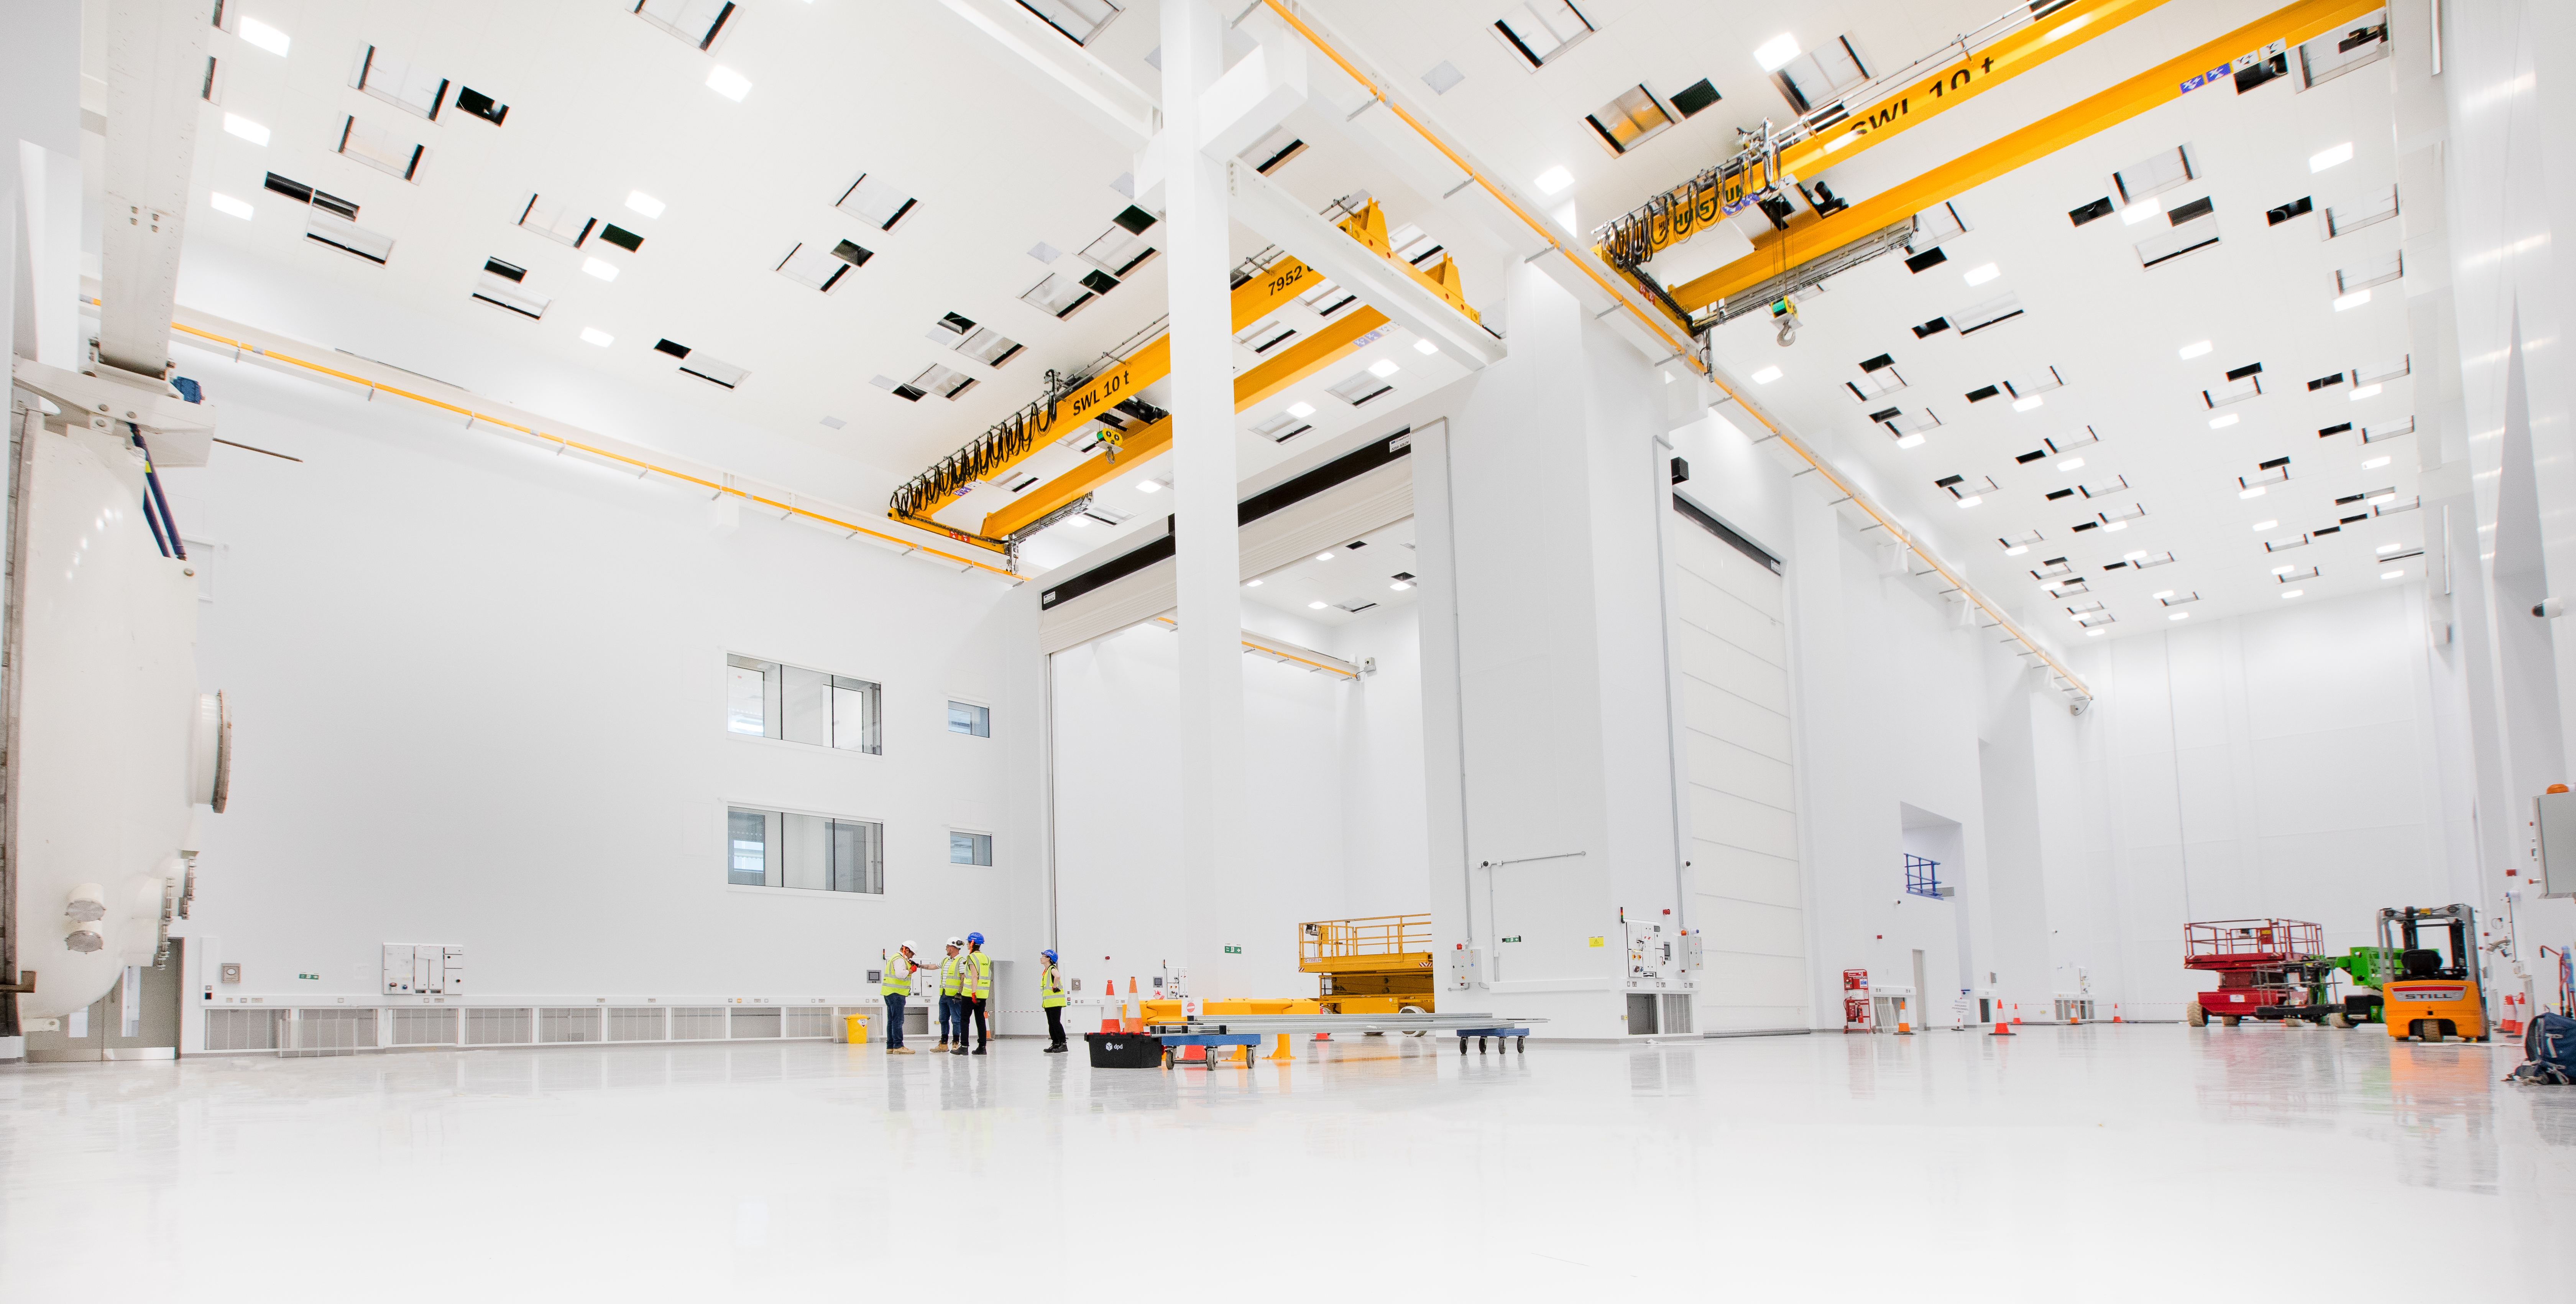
left=1152, top=1031, right=1263, bottom=1070
left=1456, top=1026, right=1529, bottom=1055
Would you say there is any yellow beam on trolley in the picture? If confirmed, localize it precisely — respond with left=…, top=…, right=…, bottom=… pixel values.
left=978, top=306, right=1389, bottom=539
left=1666, top=0, right=2384, bottom=316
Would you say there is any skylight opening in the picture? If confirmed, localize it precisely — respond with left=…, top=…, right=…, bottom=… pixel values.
left=1585, top=85, right=1676, bottom=155
left=1496, top=2, right=1595, bottom=69
left=519, top=195, right=595, bottom=248
left=837, top=174, right=918, bottom=232
left=775, top=240, right=867, bottom=293
left=1326, top=368, right=1395, bottom=407
left=1021, top=273, right=1097, bottom=320
left=910, top=363, right=978, bottom=401
left=338, top=115, right=427, bottom=181
left=1250, top=411, right=1313, bottom=444
left=1078, top=223, right=1158, bottom=278
left=352, top=46, right=449, bottom=120
left=638, top=0, right=739, bottom=51
left=1016, top=0, right=1124, bottom=47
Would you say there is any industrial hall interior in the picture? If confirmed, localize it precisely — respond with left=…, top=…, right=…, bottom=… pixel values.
left=6, top=0, right=2576, bottom=1294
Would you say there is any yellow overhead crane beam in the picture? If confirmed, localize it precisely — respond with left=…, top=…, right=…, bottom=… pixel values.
left=895, top=202, right=1476, bottom=551
left=1665, top=0, right=2385, bottom=317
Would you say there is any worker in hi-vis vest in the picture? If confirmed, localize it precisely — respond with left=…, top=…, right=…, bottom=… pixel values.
left=1039, top=949, right=1070, bottom=1053
left=935, top=936, right=966, bottom=1051
left=951, top=932, right=993, bottom=1056
left=881, top=941, right=921, bottom=1054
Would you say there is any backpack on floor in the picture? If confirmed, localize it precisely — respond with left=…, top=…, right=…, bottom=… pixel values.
left=2509, top=1011, right=2576, bottom=1085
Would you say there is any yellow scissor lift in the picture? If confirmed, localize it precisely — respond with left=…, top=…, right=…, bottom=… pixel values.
left=1302, top=913, right=1437, bottom=1018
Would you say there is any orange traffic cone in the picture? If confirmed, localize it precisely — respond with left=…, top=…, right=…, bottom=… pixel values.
left=1990, top=1018, right=2014, bottom=1036
left=2112, top=1003, right=2123, bottom=1024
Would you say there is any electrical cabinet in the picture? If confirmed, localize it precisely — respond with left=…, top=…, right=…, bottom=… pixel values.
left=381, top=943, right=465, bottom=995
left=2538, top=790, right=2576, bottom=899
left=1447, top=946, right=1482, bottom=988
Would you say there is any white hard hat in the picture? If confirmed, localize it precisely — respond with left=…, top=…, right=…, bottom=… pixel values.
left=947, top=936, right=965, bottom=947
left=902, top=940, right=918, bottom=953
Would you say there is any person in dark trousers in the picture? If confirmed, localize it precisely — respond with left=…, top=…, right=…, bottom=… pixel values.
left=934, top=936, right=964, bottom=1051
left=881, top=941, right=921, bottom=1054
left=1038, top=949, right=1070, bottom=1052
left=951, top=932, right=993, bottom=1055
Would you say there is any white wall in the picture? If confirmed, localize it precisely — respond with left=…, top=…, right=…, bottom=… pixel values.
left=160, top=348, right=1042, bottom=1009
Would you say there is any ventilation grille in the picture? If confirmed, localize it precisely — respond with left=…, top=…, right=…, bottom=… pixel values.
left=730, top=1008, right=782, bottom=1039
left=539, top=1007, right=602, bottom=1043
left=284, top=1008, right=378, bottom=1057
left=607, top=1008, right=667, bottom=1041
left=204, top=1008, right=280, bottom=1051
left=389, top=1008, right=458, bottom=1046
left=464, top=1007, right=532, bottom=1046
left=784, top=1008, right=836, bottom=1038
left=670, top=1007, right=727, bottom=1041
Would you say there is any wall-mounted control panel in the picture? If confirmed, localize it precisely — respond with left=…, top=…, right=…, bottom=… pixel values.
left=382, top=944, right=465, bottom=995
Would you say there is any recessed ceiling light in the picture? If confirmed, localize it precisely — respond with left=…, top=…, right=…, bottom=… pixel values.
left=579, top=327, right=614, bottom=347
left=2334, top=289, right=2372, bottom=311
left=707, top=67, right=752, bottom=101
left=2086, top=628, right=2106, bottom=636
left=1245, top=579, right=1263, bottom=587
left=2012, top=395, right=2044, bottom=412
left=2362, top=455, right=2392, bottom=469
left=1308, top=600, right=1328, bottom=609
left=2126, top=551, right=2150, bottom=561
left=209, top=192, right=254, bottom=220
left=2282, top=589, right=2304, bottom=599
left=1067, top=516, right=1090, bottom=528
left=1287, top=401, right=1315, bottom=418
left=2252, top=519, right=2278, bottom=530
left=1367, top=358, right=1400, bottom=379
left=2179, top=340, right=2213, bottom=359
left=626, top=191, right=666, bottom=219
left=2169, top=611, right=2190, bottom=620
left=2270, top=565, right=2297, bottom=575
left=2239, top=487, right=2266, bottom=498
left=1754, top=33, right=1801, bottom=71
left=2310, top=141, right=2354, bottom=172
left=1895, top=433, right=1925, bottom=449
left=2057, top=457, right=2085, bottom=470
left=1390, top=581, right=1411, bottom=591
left=2153, top=589, right=2175, bottom=599
left=238, top=17, right=291, bottom=56
left=2376, top=542, right=2404, bottom=554
left=1135, top=479, right=1162, bottom=493
left=1414, top=339, right=1440, bottom=355
left=2120, top=198, right=2160, bottom=224
left=2005, top=545, right=2029, bottom=556
left=2104, top=520, right=2128, bottom=532
left=2351, top=383, right=2382, bottom=400
left=2381, top=569, right=2404, bottom=580
left=1663, top=371, right=1675, bottom=384
left=1534, top=166, right=1574, bottom=194
left=582, top=258, right=619, bottom=281
left=2367, top=490, right=2397, bottom=504
left=1963, top=263, right=2001, bottom=286
left=1957, top=495, right=1983, bottom=508
left=2209, top=414, right=2239, bottom=429
left=222, top=113, right=271, bottom=145
left=1751, top=365, right=1782, bottom=384
left=1316, top=551, right=1334, bottom=561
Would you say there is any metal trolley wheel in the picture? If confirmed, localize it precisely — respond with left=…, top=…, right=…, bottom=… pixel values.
left=1400, top=1005, right=1429, bottom=1038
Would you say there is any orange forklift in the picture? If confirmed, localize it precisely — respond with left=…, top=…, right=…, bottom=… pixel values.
left=2377, top=904, right=2488, bottom=1041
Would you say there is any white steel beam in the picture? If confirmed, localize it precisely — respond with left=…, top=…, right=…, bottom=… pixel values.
left=1223, top=160, right=1505, bottom=369
left=923, top=0, right=1160, bottom=151
left=95, top=0, right=208, bottom=380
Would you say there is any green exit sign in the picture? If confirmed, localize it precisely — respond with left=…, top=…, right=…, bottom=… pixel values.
left=1223, top=945, right=1242, bottom=954
left=1501, top=936, right=1523, bottom=943
left=297, top=973, right=320, bottom=981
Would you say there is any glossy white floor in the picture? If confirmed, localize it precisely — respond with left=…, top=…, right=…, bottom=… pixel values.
left=3, top=1024, right=2571, bottom=1298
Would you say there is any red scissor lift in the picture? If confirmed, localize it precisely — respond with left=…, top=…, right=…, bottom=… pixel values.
left=2185, top=919, right=2323, bottom=1026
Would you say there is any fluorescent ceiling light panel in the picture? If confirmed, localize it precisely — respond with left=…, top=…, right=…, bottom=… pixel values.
left=2310, top=141, right=2354, bottom=172
left=2381, top=569, right=2404, bottom=579
left=1367, top=358, right=1400, bottom=378
left=582, top=258, right=619, bottom=281
left=626, top=191, right=666, bottom=219
left=1286, top=401, right=1315, bottom=418
left=1390, top=581, right=1411, bottom=590
left=2169, top=612, right=2190, bottom=620
left=1895, top=433, right=1925, bottom=449
left=1533, top=166, right=1574, bottom=195
left=222, top=113, right=271, bottom=145
left=2253, top=520, right=2278, bottom=530
left=2210, top=414, right=2239, bottom=429
left=1245, top=579, right=1262, bottom=587
left=2282, top=589, right=2303, bottom=598
left=209, top=192, right=254, bottom=220
left=2363, top=455, right=2391, bottom=469
left=1751, top=366, right=1782, bottom=384
left=2120, top=199, right=2160, bottom=224
left=2179, top=340, right=2213, bottom=359
left=579, top=327, right=614, bottom=347
left=2351, top=383, right=2382, bottom=400
left=2334, top=289, right=2371, bottom=311
left=706, top=67, right=752, bottom=101
left=2057, top=457, right=2085, bottom=470
left=1963, top=263, right=2000, bottom=286
left=1414, top=339, right=1440, bottom=355
left=2376, top=542, right=2403, bottom=554
left=1754, top=34, right=1800, bottom=71
left=2239, top=487, right=2266, bottom=499
left=2012, top=396, right=2044, bottom=412
left=1956, top=495, right=1983, bottom=508
left=1308, top=600, right=1327, bottom=609
left=1135, top=479, right=1161, bottom=493
left=1316, top=552, right=1334, bottom=561
left=238, top=17, right=291, bottom=56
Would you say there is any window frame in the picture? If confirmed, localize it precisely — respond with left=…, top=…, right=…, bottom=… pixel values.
left=726, top=653, right=884, bottom=756
left=949, top=829, right=994, bottom=867
left=946, top=698, right=992, bottom=738
left=723, top=801, right=887, bottom=896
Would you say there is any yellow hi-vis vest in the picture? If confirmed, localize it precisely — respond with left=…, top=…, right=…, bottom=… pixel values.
left=963, top=950, right=994, bottom=998
left=940, top=955, right=964, bottom=996
left=881, top=953, right=913, bottom=995
left=1040, top=965, right=1068, bottom=1008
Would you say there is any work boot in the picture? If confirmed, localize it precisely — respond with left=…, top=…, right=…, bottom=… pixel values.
left=972, top=1045, right=987, bottom=1055
left=950, top=1046, right=968, bottom=1056
left=889, top=1047, right=915, bottom=1055
left=1044, top=1043, right=1068, bottom=1054
left=933, top=1040, right=948, bottom=1051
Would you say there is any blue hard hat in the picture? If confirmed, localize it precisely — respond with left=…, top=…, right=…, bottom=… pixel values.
left=968, top=931, right=984, bottom=946
left=1042, top=949, right=1058, bottom=963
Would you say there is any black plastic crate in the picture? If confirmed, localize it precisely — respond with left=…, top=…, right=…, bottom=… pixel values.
left=1084, top=1032, right=1164, bottom=1068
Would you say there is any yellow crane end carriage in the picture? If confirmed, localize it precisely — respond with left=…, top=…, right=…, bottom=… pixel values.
left=1300, top=913, right=1438, bottom=1017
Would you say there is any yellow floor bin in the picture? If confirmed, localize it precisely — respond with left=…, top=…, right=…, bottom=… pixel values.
left=839, top=1014, right=869, bottom=1045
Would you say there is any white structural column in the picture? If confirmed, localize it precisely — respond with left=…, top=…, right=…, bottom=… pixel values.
left=1161, top=0, right=1250, bottom=998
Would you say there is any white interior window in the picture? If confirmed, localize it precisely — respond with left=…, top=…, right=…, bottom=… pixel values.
left=950, top=831, right=993, bottom=866
left=728, top=656, right=880, bottom=753
left=728, top=806, right=882, bottom=893
left=948, top=701, right=990, bottom=737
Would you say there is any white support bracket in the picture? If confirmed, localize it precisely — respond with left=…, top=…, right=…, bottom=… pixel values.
left=95, top=0, right=208, bottom=379
left=922, top=0, right=1160, bottom=151
left=1224, top=159, right=1505, bottom=369
left=11, top=356, right=216, bottom=466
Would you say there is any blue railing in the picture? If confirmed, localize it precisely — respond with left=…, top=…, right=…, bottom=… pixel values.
left=1905, top=854, right=1943, bottom=898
